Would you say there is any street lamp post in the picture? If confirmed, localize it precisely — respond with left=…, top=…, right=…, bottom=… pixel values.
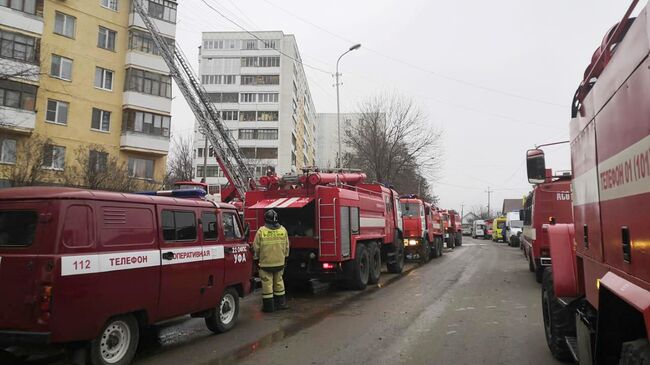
left=336, top=43, right=361, bottom=168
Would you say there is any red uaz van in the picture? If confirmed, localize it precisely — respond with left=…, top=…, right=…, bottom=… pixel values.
left=0, top=187, right=253, bottom=365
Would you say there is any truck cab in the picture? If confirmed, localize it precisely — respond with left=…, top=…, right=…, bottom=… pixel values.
left=399, top=197, right=444, bottom=263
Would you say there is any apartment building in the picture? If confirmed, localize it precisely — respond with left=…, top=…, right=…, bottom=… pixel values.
left=0, top=0, right=176, bottom=187
left=315, top=113, right=362, bottom=168
left=193, top=31, right=317, bottom=192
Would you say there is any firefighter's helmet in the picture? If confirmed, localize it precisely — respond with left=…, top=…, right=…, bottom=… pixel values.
left=264, top=209, right=279, bottom=224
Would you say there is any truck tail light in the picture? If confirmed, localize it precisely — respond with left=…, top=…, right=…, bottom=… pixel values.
left=38, top=285, right=53, bottom=323
left=322, top=263, right=335, bottom=270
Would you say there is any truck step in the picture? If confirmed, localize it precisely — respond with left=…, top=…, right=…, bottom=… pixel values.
left=565, top=336, right=579, bottom=362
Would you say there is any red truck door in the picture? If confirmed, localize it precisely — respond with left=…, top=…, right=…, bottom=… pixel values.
left=158, top=207, right=205, bottom=319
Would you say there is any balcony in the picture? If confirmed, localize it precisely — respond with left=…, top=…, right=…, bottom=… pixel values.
left=125, top=51, right=169, bottom=73
left=0, top=58, right=40, bottom=83
left=120, top=131, right=169, bottom=155
left=0, top=6, right=43, bottom=35
left=0, top=106, right=36, bottom=134
left=123, top=91, right=171, bottom=113
left=129, top=12, right=175, bottom=38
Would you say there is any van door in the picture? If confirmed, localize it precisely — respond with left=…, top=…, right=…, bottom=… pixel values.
left=157, top=208, right=204, bottom=319
left=198, top=210, right=226, bottom=310
left=0, top=201, right=52, bottom=331
left=221, top=210, right=252, bottom=287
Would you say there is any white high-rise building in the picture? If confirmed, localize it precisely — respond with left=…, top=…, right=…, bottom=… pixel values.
left=315, top=113, right=361, bottom=168
left=192, top=31, right=317, bottom=193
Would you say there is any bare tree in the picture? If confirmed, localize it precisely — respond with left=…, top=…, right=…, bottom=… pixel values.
left=164, top=135, right=195, bottom=188
left=344, top=92, right=443, bottom=198
left=6, top=133, right=50, bottom=187
left=468, top=205, right=492, bottom=221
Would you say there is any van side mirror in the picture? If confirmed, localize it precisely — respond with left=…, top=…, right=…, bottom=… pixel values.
left=526, top=149, right=546, bottom=184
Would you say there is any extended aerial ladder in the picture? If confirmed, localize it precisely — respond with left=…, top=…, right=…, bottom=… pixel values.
left=132, top=0, right=256, bottom=202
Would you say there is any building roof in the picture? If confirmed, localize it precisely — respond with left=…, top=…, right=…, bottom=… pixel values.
left=502, top=199, right=523, bottom=213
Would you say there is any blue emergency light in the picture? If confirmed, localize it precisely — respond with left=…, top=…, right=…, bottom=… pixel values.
left=137, top=189, right=207, bottom=198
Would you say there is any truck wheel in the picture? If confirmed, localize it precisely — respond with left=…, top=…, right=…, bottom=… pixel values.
left=346, top=244, right=370, bottom=289
left=438, top=238, right=444, bottom=256
left=446, top=234, right=455, bottom=249
left=456, top=233, right=462, bottom=246
left=619, top=339, right=650, bottom=365
left=535, top=265, right=544, bottom=283
left=367, top=243, right=382, bottom=285
left=419, top=239, right=430, bottom=264
left=387, top=237, right=405, bottom=274
left=541, top=268, right=574, bottom=362
left=205, top=287, right=240, bottom=333
left=90, top=314, right=139, bottom=365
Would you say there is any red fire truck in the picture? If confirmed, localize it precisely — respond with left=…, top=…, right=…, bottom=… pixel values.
left=449, top=210, right=463, bottom=247
left=0, top=187, right=253, bottom=365
left=521, top=169, right=573, bottom=283
left=399, top=195, right=445, bottom=264
left=533, top=1, right=650, bottom=361
left=244, top=171, right=404, bottom=290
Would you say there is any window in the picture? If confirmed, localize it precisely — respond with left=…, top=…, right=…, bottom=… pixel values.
left=97, top=27, right=116, bottom=51
left=146, top=0, right=177, bottom=23
left=42, top=144, right=65, bottom=170
left=263, top=40, right=277, bottom=49
left=94, top=67, right=113, bottom=90
left=122, top=109, right=170, bottom=137
left=100, top=0, right=117, bottom=11
left=241, top=57, right=257, bottom=67
left=161, top=210, right=196, bottom=241
left=125, top=68, right=171, bottom=98
left=259, top=56, right=280, bottom=67
left=1, top=0, right=38, bottom=14
left=258, top=111, right=278, bottom=121
left=91, top=108, right=111, bottom=132
left=128, top=30, right=173, bottom=56
left=201, top=211, right=218, bottom=240
left=89, top=150, right=108, bottom=173
left=54, top=12, right=76, bottom=38
left=128, top=157, right=154, bottom=179
left=257, top=93, right=278, bottom=103
left=196, top=165, right=223, bottom=178
left=0, top=29, right=38, bottom=63
left=238, top=129, right=278, bottom=140
left=0, top=80, right=36, bottom=111
left=207, top=92, right=238, bottom=103
left=240, top=93, right=255, bottom=103
left=242, top=40, right=257, bottom=50
left=0, top=138, right=16, bottom=164
left=50, top=54, right=72, bottom=80
left=222, top=212, right=242, bottom=239
left=240, top=75, right=255, bottom=85
left=221, top=110, right=238, bottom=121
left=223, top=75, right=236, bottom=84
left=0, top=211, right=38, bottom=247
left=62, top=205, right=94, bottom=248
left=240, top=111, right=256, bottom=121
left=238, top=129, right=254, bottom=140
left=258, top=148, right=278, bottom=159
left=46, top=99, right=68, bottom=125
left=196, top=147, right=204, bottom=158
left=240, top=75, right=279, bottom=85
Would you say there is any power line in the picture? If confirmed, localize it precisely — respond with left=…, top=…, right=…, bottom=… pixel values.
left=199, top=0, right=331, bottom=75
left=259, top=0, right=568, bottom=108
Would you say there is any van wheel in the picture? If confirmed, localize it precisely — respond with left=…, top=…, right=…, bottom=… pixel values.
left=541, top=268, right=574, bottom=361
left=90, top=314, right=139, bottom=365
left=346, top=244, right=370, bottom=289
left=205, top=287, right=240, bottom=333
left=367, top=243, right=382, bottom=285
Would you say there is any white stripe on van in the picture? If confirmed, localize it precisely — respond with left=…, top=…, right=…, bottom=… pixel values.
left=61, top=246, right=225, bottom=276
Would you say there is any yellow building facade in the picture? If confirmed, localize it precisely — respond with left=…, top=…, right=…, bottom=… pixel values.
left=0, top=0, right=177, bottom=188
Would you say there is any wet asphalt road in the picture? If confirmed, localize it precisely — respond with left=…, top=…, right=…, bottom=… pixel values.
left=17, top=237, right=562, bottom=365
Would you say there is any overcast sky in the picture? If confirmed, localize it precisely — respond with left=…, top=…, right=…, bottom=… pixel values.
left=170, top=0, right=636, bottom=214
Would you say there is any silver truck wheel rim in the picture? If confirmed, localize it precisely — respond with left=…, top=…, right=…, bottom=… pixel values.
left=100, top=320, right=131, bottom=363
left=220, top=294, right=236, bottom=324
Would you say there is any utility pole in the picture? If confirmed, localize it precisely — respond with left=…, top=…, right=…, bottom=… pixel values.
left=461, top=203, right=464, bottom=223
left=485, top=187, right=492, bottom=218
left=335, top=44, right=361, bottom=167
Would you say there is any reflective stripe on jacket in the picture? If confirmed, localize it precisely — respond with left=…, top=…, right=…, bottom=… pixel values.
left=253, top=225, right=290, bottom=268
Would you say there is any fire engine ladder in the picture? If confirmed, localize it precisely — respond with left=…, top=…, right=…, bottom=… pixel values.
left=132, top=0, right=255, bottom=200
left=317, top=199, right=337, bottom=257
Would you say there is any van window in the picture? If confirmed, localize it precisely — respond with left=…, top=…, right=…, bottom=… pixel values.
left=201, top=211, right=218, bottom=240
left=162, top=210, right=197, bottom=241
left=0, top=211, right=37, bottom=247
left=63, top=205, right=94, bottom=248
left=222, top=212, right=242, bottom=239
left=101, top=206, right=155, bottom=247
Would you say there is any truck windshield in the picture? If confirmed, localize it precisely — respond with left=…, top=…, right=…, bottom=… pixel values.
left=0, top=211, right=38, bottom=247
left=400, top=203, right=421, bottom=217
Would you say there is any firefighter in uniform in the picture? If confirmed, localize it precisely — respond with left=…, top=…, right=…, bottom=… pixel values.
left=253, top=209, right=290, bottom=313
